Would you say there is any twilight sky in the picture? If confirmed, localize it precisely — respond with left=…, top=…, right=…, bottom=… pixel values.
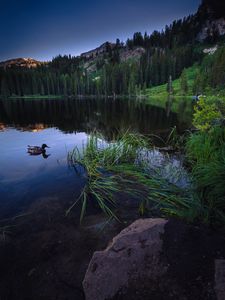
left=1, top=0, right=201, bottom=61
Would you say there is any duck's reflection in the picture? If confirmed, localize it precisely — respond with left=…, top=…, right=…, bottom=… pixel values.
left=42, top=153, right=51, bottom=159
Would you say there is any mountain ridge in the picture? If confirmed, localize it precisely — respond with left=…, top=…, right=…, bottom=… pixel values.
left=1, top=0, right=224, bottom=69
left=0, top=0, right=225, bottom=98
left=0, top=57, right=43, bottom=69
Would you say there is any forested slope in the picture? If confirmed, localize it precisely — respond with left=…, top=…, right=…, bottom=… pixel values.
left=0, top=0, right=224, bottom=98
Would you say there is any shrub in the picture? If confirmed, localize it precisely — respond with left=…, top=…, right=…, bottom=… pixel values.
left=193, top=97, right=222, bottom=131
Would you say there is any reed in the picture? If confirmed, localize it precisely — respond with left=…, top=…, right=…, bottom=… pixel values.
left=67, top=131, right=200, bottom=223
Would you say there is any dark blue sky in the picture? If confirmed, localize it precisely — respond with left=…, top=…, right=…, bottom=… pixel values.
left=1, top=0, right=201, bottom=61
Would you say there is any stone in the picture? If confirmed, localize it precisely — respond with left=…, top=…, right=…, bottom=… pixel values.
left=83, top=218, right=225, bottom=300
left=83, top=218, right=168, bottom=300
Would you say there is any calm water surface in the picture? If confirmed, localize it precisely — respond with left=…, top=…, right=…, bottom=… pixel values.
left=0, top=97, right=192, bottom=218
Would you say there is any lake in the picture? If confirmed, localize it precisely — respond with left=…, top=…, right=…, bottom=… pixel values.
left=0, top=97, right=192, bottom=219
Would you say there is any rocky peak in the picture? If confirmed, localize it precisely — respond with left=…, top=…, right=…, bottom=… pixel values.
left=197, top=18, right=225, bottom=42
left=0, top=58, right=42, bottom=69
left=80, top=42, right=117, bottom=60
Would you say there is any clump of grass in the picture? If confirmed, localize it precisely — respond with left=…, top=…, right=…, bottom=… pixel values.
left=66, top=175, right=121, bottom=221
left=67, top=131, right=150, bottom=221
left=109, top=163, right=201, bottom=221
left=68, top=130, right=149, bottom=175
left=67, top=130, right=200, bottom=223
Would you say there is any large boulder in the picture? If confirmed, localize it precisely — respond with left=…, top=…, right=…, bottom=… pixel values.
left=83, top=218, right=168, bottom=300
left=83, top=218, right=225, bottom=300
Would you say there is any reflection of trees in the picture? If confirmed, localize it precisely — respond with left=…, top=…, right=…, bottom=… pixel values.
left=0, top=98, right=183, bottom=140
left=18, top=123, right=48, bottom=132
left=0, top=123, right=6, bottom=131
left=177, top=99, right=193, bottom=129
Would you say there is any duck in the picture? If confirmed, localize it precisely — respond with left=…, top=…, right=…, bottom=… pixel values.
left=27, top=144, right=50, bottom=155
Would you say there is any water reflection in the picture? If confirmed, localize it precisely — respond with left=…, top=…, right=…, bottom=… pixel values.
left=0, top=98, right=192, bottom=218
left=0, top=98, right=192, bottom=139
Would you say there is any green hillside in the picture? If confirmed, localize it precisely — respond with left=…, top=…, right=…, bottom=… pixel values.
left=145, top=45, right=225, bottom=100
left=144, top=65, right=199, bottom=98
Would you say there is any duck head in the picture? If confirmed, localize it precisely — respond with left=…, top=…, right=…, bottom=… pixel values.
left=41, top=144, right=50, bottom=150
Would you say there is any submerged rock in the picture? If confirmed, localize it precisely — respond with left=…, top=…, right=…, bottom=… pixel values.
left=83, top=218, right=225, bottom=300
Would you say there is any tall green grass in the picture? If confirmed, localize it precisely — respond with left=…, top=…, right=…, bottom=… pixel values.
left=109, top=163, right=201, bottom=221
left=67, top=131, right=200, bottom=223
left=186, top=125, right=225, bottom=225
left=67, top=131, right=150, bottom=221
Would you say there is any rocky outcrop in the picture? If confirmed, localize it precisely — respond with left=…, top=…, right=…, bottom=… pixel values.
left=0, top=58, right=42, bottom=69
left=120, top=47, right=145, bottom=62
left=81, top=42, right=116, bottom=60
left=83, top=218, right=225, bottom=300
left=81, top=44, right=145, bottom=73
left=197, top=18, right=225, bottom=42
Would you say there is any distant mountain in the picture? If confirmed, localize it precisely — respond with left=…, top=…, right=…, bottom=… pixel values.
left=81, top=41, right=145, bottom=73
left=1, top=0, right=225, bottom=72
left=0, top=58, right=42, bottom=69
left=0, top=0, right=225, bottom=98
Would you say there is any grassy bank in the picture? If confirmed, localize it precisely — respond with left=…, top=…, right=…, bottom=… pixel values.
left=144, top=65, right=199, bottom=99
left=144, top=63, right=225, bottom=100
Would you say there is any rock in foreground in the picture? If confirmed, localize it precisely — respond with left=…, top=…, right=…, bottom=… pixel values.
left=83, top=218, right=225, bottom=300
